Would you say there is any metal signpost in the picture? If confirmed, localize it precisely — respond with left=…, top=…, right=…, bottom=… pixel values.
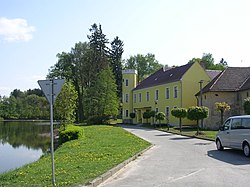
left=38, top=79, right=65, bottom=186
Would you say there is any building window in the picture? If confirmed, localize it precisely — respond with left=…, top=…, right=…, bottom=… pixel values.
left=134, top=94, right=136, bottom=103
left=139, top=93, right=142, bottom=102
left=125, top=110, right=129, bottom=117
left=155, top=90, right=159, bottom=100
left=166, top=87, right=170, bottom=99
left=165, top=106, right=170, bottom=117
left=174, top=86, right=178, bottom=98
left=247, top=92, right=249, bottom=97
left=155, top=108, right=159, bottom=113
left=146, top=92, right=149, bottom=101
left=173, top=106, right=177, bottom=109
left=125, top=94, right=128, bottom=103
left=125, top=79, right=128, bottom=86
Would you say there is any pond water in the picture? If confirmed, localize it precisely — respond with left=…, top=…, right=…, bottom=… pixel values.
left=0, top=121, right=51, bottom=174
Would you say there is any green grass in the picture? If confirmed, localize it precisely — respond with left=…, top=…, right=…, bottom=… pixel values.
left=161, top=127, right=217, bottom=140
left=142, top=124, right=217, bottom=140
left=0, top=125, right=151, bottom=187
left=164, top=127, right=217, bottom=140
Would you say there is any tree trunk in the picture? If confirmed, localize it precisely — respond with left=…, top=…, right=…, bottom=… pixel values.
left=220, top=110, right=224, bottom=127
left=179, top=118, right=182, bottom=133
left=196, top=120, right=199, bottom=135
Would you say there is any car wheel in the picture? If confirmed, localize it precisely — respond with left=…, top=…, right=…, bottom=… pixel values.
left=243, top=143, right=250, bottom=157
left=216, top=139, right=224, bottom=151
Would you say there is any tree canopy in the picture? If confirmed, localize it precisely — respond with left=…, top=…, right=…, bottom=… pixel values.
left=124, top=53, right=163, bottom=82
left=0, top=89, right=49, bottom=120
left=54, top=81, right=78, bottom=123
left=188, top=53, right=227, bottom=70
left=187, top=106, right=209, bottom=134
left=48, top=23, right=122, bottom=123
left=171, top=108, right=187, bottom=132
left=215, top=102, right=231, bottom=127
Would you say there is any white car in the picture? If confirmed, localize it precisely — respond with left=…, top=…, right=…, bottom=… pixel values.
left=215, top=115, right=250, bottom=157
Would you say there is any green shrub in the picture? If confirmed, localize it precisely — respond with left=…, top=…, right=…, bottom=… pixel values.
left=243, top=97, right=250, bottom=115
left=59, top=125, right=84, bottom=144
left=87, top=115, right=110, bottom=124
left=129, top=112, right=136, bottom=119
left=143, top=111, right=151, bottom=124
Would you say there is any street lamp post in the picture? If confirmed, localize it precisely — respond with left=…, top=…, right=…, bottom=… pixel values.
left=154, top=100, right=158, bottom=127
left=199, top=80, right=204, bottom=129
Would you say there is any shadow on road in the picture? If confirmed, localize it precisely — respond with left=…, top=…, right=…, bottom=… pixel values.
left=194, top=142, right=213, bottom=146
left=207, top=149, right=250, bottom=165
left=170, top=136, right=193, bottom=140
left=155, top=133, right=173, bottom=137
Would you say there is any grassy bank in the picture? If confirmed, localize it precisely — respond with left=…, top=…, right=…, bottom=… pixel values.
left=0, top=125, right=151, bottom=186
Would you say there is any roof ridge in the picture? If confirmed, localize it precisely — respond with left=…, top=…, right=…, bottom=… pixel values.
left=208, top=68, right=226, bottom=90
left=239, top=74, right=250, bottom=90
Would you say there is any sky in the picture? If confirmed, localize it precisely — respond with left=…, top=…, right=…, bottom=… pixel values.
left=1, top=0, right=250, bottom=97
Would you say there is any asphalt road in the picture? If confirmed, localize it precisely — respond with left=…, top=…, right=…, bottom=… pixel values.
left=99, top=125, right=250, bottom=187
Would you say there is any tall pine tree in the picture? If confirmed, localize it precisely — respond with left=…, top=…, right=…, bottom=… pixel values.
left=110, top=36, right=124, bottom=99
left=87, top=23, right=109, bottom=82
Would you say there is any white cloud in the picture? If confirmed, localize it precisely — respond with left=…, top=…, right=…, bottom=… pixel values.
left=0, top=17, right=35, bottom=42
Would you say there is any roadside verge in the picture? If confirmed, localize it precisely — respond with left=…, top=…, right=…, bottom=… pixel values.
left=83, top=144, right=154, bottom=187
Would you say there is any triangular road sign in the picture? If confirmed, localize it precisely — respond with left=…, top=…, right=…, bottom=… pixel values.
left=38, top=79, right=65, bottom=105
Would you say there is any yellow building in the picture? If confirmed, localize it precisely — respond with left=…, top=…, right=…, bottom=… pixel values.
left=122, top=62, right=211, bottom=125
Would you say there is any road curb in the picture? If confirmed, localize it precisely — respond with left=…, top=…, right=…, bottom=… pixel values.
left=83, top=144, right=154, bottom=187
left=158, top=129, right=215, bottom=142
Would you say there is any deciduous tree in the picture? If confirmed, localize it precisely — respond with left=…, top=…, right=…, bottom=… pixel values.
left=155, top=112, right=166, bottom=128
left=171, top=108, right=187, bottom=132
left=124, top=53, right=163, bottom=82
left=85, top=68, right=119, bottom=123
left=143, top=111, right=151, bottom=124
left=188, top=53, right=227, bottom=70
left=215, top=102, right=231, bottom=127
left=54, top=81, right=78, bottom=123
left=187, top=106, right=209, bottom=135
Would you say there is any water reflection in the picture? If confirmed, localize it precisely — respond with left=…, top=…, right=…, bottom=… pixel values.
left=0, top=121, right=50, bottom=173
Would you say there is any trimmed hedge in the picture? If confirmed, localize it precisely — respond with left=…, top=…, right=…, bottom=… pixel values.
left=59, top=125, right=84, bottom=143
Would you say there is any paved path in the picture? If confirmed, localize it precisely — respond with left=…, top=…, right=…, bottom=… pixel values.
left=99, top=125, right=250, bottom=187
